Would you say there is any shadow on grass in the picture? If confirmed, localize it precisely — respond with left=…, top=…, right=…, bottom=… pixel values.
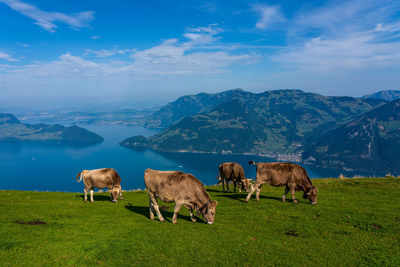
left=125, top=203, right=206, bottom=224
left=216, top=193, right=283, bottom=203
left=75, top=194, right=113, bottom=202
left=207, top=188, right=244, bottom=193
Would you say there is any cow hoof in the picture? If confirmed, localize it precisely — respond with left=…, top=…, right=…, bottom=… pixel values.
left=172, top=221, right=177, bottom=224
left=112, top=200, right=117, bottom=203
left=84, top=200, right=87, bottom=202
left=191, top=219, right=197, bottom=223
left=282, top=198, right=285, bottom=202
left=293, top=200, right=298, bottom=203
left=120, top=197, right=124, bottom=200
left=160, top=219, right=166, bottom=223
left=90, top=200, right=94, bottom=203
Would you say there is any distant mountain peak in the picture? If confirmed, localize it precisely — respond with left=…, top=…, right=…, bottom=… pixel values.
left=0, top=113, right=20, bottom=124
left=362, top=90, right=400, bottom=101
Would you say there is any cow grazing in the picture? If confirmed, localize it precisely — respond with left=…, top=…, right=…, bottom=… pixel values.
left=245, top=161, right=318, bottom=204
left=217, top=162, right=251, bottom=193
left=144, top=169, right=218, bottom=224
left=76, top=168, right=123, bottom=203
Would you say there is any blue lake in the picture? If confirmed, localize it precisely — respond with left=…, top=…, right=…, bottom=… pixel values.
left=0, top=125, right=374, bottom=192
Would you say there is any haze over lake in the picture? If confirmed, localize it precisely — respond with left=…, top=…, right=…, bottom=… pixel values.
left=0, top=124, right=382, bottom=192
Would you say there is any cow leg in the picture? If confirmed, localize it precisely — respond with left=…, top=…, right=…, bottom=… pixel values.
left=282, top=186, right=290, bottom=202
left=256, top=184, right=263, bottom=202
left=119, top=185, right=124, bottom=200
left=238, top=181, right=242, bottom=193
left=245, top=182, right=259, bottom=202
left=149, top=193, right=165, bottom=222
left=289, top=184, right=297, bottom=203
left=222, top=178, right=225, bottom=192
left=90, top=188, right=94, bottom=202
left=188, top=207, right=197, bottom=223
left=226, top=180, right=230, bottom=192
left=172, top=203, right=183, bottom=224
left=234, top=181, right=238, bottom=193
left=84, top=188, right=88, bottom=202
left=149, top=199, right=155, bottom=220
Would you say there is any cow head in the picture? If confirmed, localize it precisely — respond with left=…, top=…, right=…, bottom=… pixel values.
left=240, top=178, right=253, bottom=193
left=110, top=186, right=121, bottom=203
left=303, top=186, right=318, bottom=204
left=198, top=200, right=218, bottom=224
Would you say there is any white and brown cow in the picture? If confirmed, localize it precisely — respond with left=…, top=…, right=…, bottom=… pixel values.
left=144, top=169, right=218, bottom=224
left=76, top=168, right=123, bottom=202
left=245, top=161, right=318, bottom=204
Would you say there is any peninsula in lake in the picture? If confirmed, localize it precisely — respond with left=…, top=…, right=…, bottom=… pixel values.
left=0, top=113, right=103, bottom=145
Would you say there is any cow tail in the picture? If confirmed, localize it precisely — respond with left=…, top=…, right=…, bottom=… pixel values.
left=239, top=167, right=245, bottom=180
left=248, top=160, right=256, bottom=166
left=76, top=172, right=83, bottom=182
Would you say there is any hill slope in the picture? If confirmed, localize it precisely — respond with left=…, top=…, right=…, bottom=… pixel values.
left=303, top=99, right=400, bottom=172
left=0, top=113, right=103, bottom=144
left=1, top=178, right=399, bottom=265
left=144, top=88, right=253, bottom=128
left=122, top=89, right=386, bottom=161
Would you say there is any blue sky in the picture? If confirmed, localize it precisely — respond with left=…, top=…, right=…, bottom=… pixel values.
left=0, top=0, right=400, bottom=108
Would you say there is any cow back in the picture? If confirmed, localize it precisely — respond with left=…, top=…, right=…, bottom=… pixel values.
left=144, top=169, right=209, bottom=204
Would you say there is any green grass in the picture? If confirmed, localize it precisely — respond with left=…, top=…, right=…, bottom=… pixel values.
left=1, top=178, right=400, bottom=266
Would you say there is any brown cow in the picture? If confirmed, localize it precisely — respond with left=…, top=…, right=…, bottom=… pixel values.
left=76, top=168, right=123, bottom=203
left=144, top=169, right=218, bottom=224
left=245, top=161, right=318, bottom=204
left=217, top=162, right=251, bottom=193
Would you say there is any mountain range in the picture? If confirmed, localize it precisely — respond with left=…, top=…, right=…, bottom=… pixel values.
left=120, top=89, right=400, bottom=173
left=0, top=113, right=103, bottom=144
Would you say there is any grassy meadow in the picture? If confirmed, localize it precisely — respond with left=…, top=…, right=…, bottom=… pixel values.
left=0, top=178, right=399, bottom=266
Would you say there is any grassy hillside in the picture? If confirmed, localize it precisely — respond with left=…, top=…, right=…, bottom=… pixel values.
left=1, top=178, right=399, bottom=266
left=144, top=88, right=252, bottom=128
left=304, top=99, right=400, bottom=172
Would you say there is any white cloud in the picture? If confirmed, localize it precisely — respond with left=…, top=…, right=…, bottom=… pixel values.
left=198, top=2, right=218, bottom=13
left=274, top=0, right=400, bottom=72
left=0, top=25, right=255, bottom=79
left=130, top=25, right=252, bottom=74
left=252, top=3, right=285, bottom=30
left=293, top=0, right=400, bottom=35
left=275, top=32, right=400, bottom=71
left=0, top=0, right=94, bottom=32
left=0, top=51, right=18, bottom=62
left=16, top=42, right=29, bottom=47
left=2, top=53, right=125, bottom=79
left=84, top=49, right=116, bottom=58
left=84, top=48, right=136, bottom=58
left=90, top=35, right=101, bottom=40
